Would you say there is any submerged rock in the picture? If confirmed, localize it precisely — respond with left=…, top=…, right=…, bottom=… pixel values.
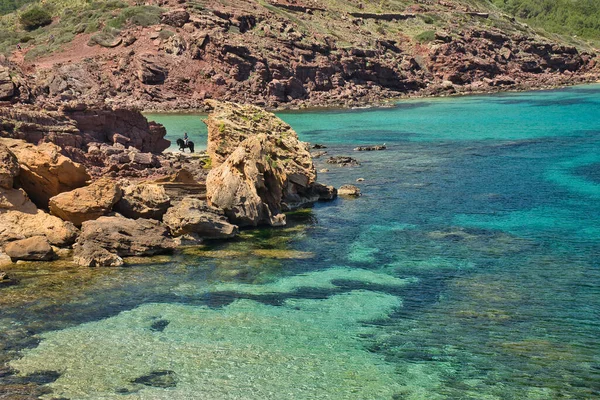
left=4, top=236, right=56, bottom=261
left=354, top=144, right=386, bottom=151
left=77, top=215, right=175, bottom=257
left=163, top=197, right=238, bottom=239
left=49, top=179, right=122, bottom=226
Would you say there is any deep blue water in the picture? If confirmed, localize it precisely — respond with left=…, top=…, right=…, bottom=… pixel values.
left=3, top=85, right=600, bottom=399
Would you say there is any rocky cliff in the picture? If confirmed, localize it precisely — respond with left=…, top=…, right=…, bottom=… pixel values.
left=1, top=0, right=598, bottom=111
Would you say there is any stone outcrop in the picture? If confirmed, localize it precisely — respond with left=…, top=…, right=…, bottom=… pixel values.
left=0, top=66, right=14, bottom=100
left=327, top=156, right=361, bottom=167
left=0, top=143, right=19, bottom=189
left=49, top=179, right=122, bottom=226
left=72, top=243, right=124, bottom=267
left=0, top=210, right=78, bottom=246
left=1, top=139, right=90, bottom=208
left=206, top=101, right=333, bottom=227
left=338, top=184, right=361, bottom=197
left=163, top=197, right=238, bottom=238
left=0, top=105, right=169, bottom=154
left=4, top=236, right=55, bottom=261
left=114, top=183, right=170, bottom=220
left=136, top=54, right=168, bottom=84
left=77, top=215, right=175, bottom=257
left=161, top=10, right=190, bottom=27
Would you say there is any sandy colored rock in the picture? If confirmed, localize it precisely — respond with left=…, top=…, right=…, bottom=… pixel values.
left=49, top=179, right=122, bottom=227
left=4, top=236, right=56, bottom=261
left=338, top=184, right=361, bottom=197
left=0, top=210, right=79, bottom=247
left=1, top=139, right=91, bottom=208
left=206, top=101, right=332, bottom=227
left=77, top=215, right=175, bottom=257
left=72, top=243, right=124, bottom=267
left=0, top=188, right=37, bottom=212
left=114, top=183, right=170, bottom=220
left=163, top=197, right=238, bottom=238
left=0, top=143, right=19, bottom=189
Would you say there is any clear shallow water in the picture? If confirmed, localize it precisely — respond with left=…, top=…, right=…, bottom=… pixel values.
left=4, top=85, right=600, bottom=399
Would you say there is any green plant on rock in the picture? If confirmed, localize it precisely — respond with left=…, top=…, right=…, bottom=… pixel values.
left=19, top=6, right=52, bottom=31
left=415, top=30, right=436, bottom=44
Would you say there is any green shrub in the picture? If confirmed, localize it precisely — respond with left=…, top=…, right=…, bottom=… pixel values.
left=88, top=27, right=121, bottom=47
left=107, top=6, right=162, bottom=29
left=492, top=0, right=600, bottom=38
left=158, top=29, right=175, bottom=39
left=19, top=7, right=52, bottom=31
left=415, top=30, right=436, bottom=43
left=419, top=14, right=435, bottom=25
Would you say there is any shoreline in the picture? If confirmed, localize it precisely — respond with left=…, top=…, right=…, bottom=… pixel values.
left=140, top=77, right=600, bottom=115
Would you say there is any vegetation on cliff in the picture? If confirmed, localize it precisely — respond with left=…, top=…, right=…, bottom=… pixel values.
left=490, top=0, right=600, bottom=39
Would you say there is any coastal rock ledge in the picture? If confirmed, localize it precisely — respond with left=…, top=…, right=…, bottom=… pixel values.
left=205, top=100, right=336, bottom=227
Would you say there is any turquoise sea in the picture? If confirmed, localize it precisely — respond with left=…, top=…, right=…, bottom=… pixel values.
left=2, top=85, right=600, bottom=399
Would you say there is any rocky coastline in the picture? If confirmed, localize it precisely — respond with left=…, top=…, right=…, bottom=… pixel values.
left=0, top=101, right=336, bottom=271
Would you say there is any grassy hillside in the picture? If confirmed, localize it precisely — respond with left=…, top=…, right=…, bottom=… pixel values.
left=490, top=0, right=600, bottom=39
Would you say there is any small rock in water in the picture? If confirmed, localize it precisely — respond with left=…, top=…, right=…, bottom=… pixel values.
left=150, top=319, right=170, bottom=332
left=338, top=184, right=361, bottom=197
left=312, top=143, right=327, bottom=149
left=356, top=178, right=365, bottom=182
left=354, top=144, right=386, bottom=151
left=319, top=168, right=329, bottom=173
left=326, top=156, right=361, bottom=167
left=312, top=151, right=328, bottom=158
left=132, top=370, right=177, bottom=388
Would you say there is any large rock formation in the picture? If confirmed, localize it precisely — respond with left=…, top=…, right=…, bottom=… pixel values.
left=0, top=105, right=170, bottom=154
left=114, top=183, right=170, bottom=220
left=163, top=197, right=238, bottom=238
left=4, top=236, right=55, bottom=261
left=77, top=215, right=175, bottom=257
left=0, top=139, right=90, bottom=208
left=49, top=179, right=122, bottom=226
left=205, top=101, right=335, bottom=227
left=0, top=143, right=19, bottom=189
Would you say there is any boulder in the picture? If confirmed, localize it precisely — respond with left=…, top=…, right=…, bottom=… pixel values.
left=136, top=54, right=168, bottom=84
left=163, top=197, right=238, bottom=238
left=0, top=188, right=37, bottom=212
left=326, top=156, right=361, bottom=166
left=0, top=66, right=14, bottom=100
left=0, top=210, right=79, bottom=247
left=77, top=215, right=175, bottom=257
left=4, top=236, right=56, bottom=261
left=72, top=243, right=124, bottom=267
left=49, top=179, right=122, bottom=227
left=338, top=184, right=361, bottom=197
left=160, top=10, right=190, bottom=27
left=114, top=183, right=171, bottom=220
left=1, top=139, right=90, bottom=208
left=0, top=143, right=19, bottom=189
left=206, top=134, right=288, bottom=227
left=206, top=101, right=327, bottom=227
